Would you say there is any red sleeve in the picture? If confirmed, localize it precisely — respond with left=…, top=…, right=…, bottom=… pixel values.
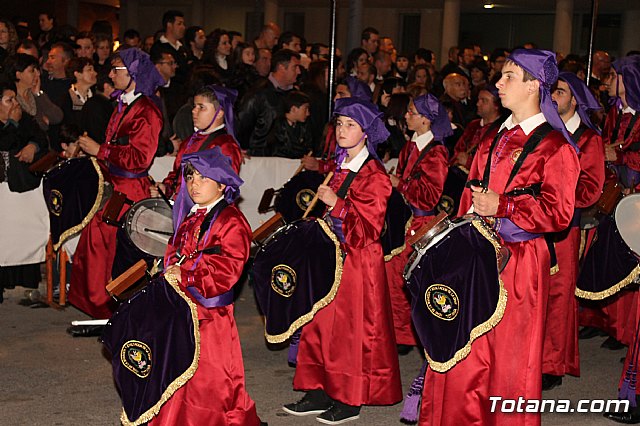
left=318, top=159, right=337, bottom=174
left=180, top=207, right=251, bottom=298
left=97, top=99, right=163, bottom=173
left=161, top=140, right=188, bottom=199
left=337, top=163, right=392, bottom=249
left=575, top=131, right=605, bottom=208
left=457, top=135, right=488, bottom=217
left=398, top=145, right=449, bottom=211
left=209, top=136, right=243, bottom=174
left=495, top=143, right=580, bottom=232
left=452, top=124, right=477, bottom=165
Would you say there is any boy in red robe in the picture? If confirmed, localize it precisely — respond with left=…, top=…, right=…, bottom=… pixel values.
left=283, top=97, right=402, bottom=424
left=68, top=48, right=164, bottom=323
left=151, top=147, right=265, bottom=426
left=419, top=49, right=580, bottom=425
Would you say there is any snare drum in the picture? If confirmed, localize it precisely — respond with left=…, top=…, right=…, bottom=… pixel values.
left=576, top=194, right=640, bottom=300
left=404, top=217, right=509, bottom=372
left=274, top=171, right=326, bottom=222
left=43, top=157, right=112, bottom=250
left=252, top=218, right=343, bottom=343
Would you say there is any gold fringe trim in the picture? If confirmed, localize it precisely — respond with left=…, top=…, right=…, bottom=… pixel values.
left=120, top=276, right=201, bottom=426
left=53, top=158, right=105, bottom=251
left=550, top=264, right=560, bottom=275
left=265, top=218, right=344, bottom=343
left=425, top=219, right=508, bottom=373
left=575, top=264, right=640, bottom=300
left=384, top=215, right=413, bottom=262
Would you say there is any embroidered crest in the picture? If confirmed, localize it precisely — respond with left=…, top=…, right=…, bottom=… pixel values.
left=437, top=195, right=455, bottom=215
left=48, top=190, right=63, bottom=217
left=510, top=148, right=522, bottom=165
left=425, top=284, right=460, bottom=321
left=271, top=264, right=297, bottom=297
left=121, top=340, right=152, bottom=378
left=296, top=189, right=316, bottom=211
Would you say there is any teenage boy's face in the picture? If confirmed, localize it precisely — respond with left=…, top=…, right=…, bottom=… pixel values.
left=496, top=62, right=534, bottom=111
left=192, top=95, right=220, bottom=131
left=290, top=103, right=310, bottom=123
left=186, top=170, right=225, bottom=206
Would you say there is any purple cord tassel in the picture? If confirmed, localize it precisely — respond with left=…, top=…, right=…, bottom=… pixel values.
left=400, top=361, right=428, bottom=423
left=619, top=364, right=638, bottom=407
left=288, top=329, right=301, bottom=366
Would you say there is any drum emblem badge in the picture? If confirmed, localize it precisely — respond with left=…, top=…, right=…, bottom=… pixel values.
left=271, top=264, right=297, bottom=297
left=296, top=189, right=316, bottom=211
left=121, top=340, right=152, bottom=378
left=425, top=284, right=459, bottom=321
left=48, top=190, right=64, bottom=216
left=510, top=148, right=522, bottom=165
left=437, top=195, right=455, bottom=215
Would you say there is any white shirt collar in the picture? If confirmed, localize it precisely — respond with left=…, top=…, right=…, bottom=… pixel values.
left=499, top=112, right=546, bottom=136
left=199, top=123, right=225, bottom=135
left=121, top=90, right=142, bottom=105
left=622, top=106, right=637, bottom=115
left=341, top=146, right=370, bottom=172
left=411, top=130, right=434, bottom=151
left=565, top=111, right=581, bottom=134
left=189, top=195, right=225, bottom=215
left=160, top=35, right=182, bottom=50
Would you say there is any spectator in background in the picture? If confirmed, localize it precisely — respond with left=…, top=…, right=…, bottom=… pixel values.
left=143, top=35, right=154, bottom=53
left=414, top=48, right=434, bottom=66
left=360, top=26, right=380, bottom=57
left=254, top=48, right=272, bottom=78
left=408, top=64, right=432, bottom=92
left=276, top=32, right=302, bottom=53
left=203, top=29, right=232, bottom=83
left=254, top=22, right=280, bottom=50
left=441, top=72, right=476, bottom=127
left=80, top=73, right=114, bottom=144
left=395, top=52, right=410, bottom=82
left=0, top=18, right=18, bottom=60
left=151, top=10, right=188, bottom=83
left=152, top=47, right=183, bottom=157
left=357, top=62, right=377, bottom=93
left=488, top=48, right=509, bottom=82
left=185, top=26, right=206, bottom=65
left=62, top=57, right=97, bottom=128
left=309, top=43, right=330, bottom=61
left=228, top=31, right=244, bottom=49
left=268, top=90, right=314, bottom=158
left=75, top=31, right=95, bottom=59
left=36, top=12, right=56, bottom=48
left=122, top=29, right=141, bottom=49
left=42, top=42, right=74, bottom=151
left=228, top=43, right=260, bottom=102
left=346, top=47, right=368, bottom=77
left=93, top=34, right=112, bottom=79
left=16, top=40, right=39, bottom=58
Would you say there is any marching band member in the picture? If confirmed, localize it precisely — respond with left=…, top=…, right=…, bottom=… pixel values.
left=153, top=85, right=242, bottom=200
left=419, top=49, right=580, bottom=425
left=385, top=93, right=451, bottom=350
left=283, top=97, right=402, bottom=424
left=152, top=147, right=265, bottom=425
left=541, top=72, right=605, bottom=390
left=67, top=48, right=164, bottom=325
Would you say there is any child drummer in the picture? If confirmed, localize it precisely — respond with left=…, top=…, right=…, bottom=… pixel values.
left=283, top=97, right=402, bottom=424
left=152, top=147, right=265, bottom=426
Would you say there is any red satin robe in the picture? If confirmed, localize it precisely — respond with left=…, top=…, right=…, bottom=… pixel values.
left=579, top=107, right=640, bottom=343
left=384, top=139, right=449, bottom=345
left=162, top=129, right=242, bottom=199
left=150, top=203, right=260, bottom=426
left=68, top=95, right=162, bottom=319
left=420, top=122, right=579, bottom=426
left=452, top=118, right=500, bottom=170
left=293, top=158, right=403, bottom=406
left=543, top=126, right=604, bottom=377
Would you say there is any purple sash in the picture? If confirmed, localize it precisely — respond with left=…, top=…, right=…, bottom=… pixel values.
left=329, top=216, right=346, bottom=243
left=494, top=218, right=541, bottom=242
left=410, top=205, right=435, bottom=217
left=109, top=163, right=149, bottom=179
left=186, top=287, right=233, bottom=308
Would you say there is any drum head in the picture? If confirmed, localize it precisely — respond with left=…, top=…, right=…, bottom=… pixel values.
left=125, top=199, right=173, bottom=257
left=615, top=194, right=640, bottom=255
left=275, top=171, right=326, bottom=222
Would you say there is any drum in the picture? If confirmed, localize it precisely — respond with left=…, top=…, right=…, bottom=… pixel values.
left=274, top=170, right=326, bottom=222
left=439, top=165, right=468, bottom=216
left=102, top=275, right=199, bottom=425
left=576, top=196, right=640, bottom=300
left=43, top=157, right=112, bottom=250
left=381, top=188, right=413, bottom=260
left=252, top=218, right=343, bottom=343
left=597, top=180, right=624, bottom=216
left=404, top=217, right=509, bottom=372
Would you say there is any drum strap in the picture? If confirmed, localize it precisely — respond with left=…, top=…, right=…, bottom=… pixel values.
left=612, top=110, right=640, bottom=146
left=198, top=200, right=229, bottom=242
left=197, top=129, right=227, bottom=153
left=107, top=96, right=140, bottom=144
left=336, top=157, right=372, bottom=198
left=468, top=118, right=503, bottom=157
left=398, top=140, right=442, bottom=179
left=571, top=125, right=588, bottom=145
left=482, top=123, right=553, bottom=191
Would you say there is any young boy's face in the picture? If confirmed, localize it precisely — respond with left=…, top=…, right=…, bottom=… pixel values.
left=192, top=95, right=222, bottom=132
left=186, top=170, right=225, bottom=206
left=289, top=103, right=310, bottom=123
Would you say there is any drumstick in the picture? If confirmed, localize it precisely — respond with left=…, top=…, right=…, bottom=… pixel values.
left=148, top=175, right=173, bottom=209
left=303, top=172, right=333, bottom=219
left=294, top=150, right=314, bottom=176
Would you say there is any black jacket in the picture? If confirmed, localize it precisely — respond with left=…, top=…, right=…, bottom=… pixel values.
left=268, top=117, right=315, bottom=159
left=0, top=115, right=49, bottom=192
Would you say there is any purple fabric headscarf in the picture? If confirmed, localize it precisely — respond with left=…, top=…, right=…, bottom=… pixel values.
left=508, top=49, right=578, bottom=151
left=344, top=76, right=373, bottom=101
left=172, top=147, right=244, bottom=231
left=612, top=55, right=640, bottom=112
left=117, top=48, right=166, bottom=98
left=332, top=97, right=389, bottom=166
left=413, top=93, right=454, bottom=142
left=207, top=85, right=239, bottom=142
left=558, top=71, right=602, bottom=134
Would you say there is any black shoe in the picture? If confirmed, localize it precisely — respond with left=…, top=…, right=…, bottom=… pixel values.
left=66, top=325, right=105, bottom=337
left=604, top=410, right=640, bottom=424
left=283, top=390, right=333, bottom=416
left=541, top=374, right=563, bottom=391
left=579, top=326, right=607, bottom=339
left=602, top=336, right=627, bottom=350
left=397, top=344, right=413, bottom=356
left=316, top=402, right=361, bottom=425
